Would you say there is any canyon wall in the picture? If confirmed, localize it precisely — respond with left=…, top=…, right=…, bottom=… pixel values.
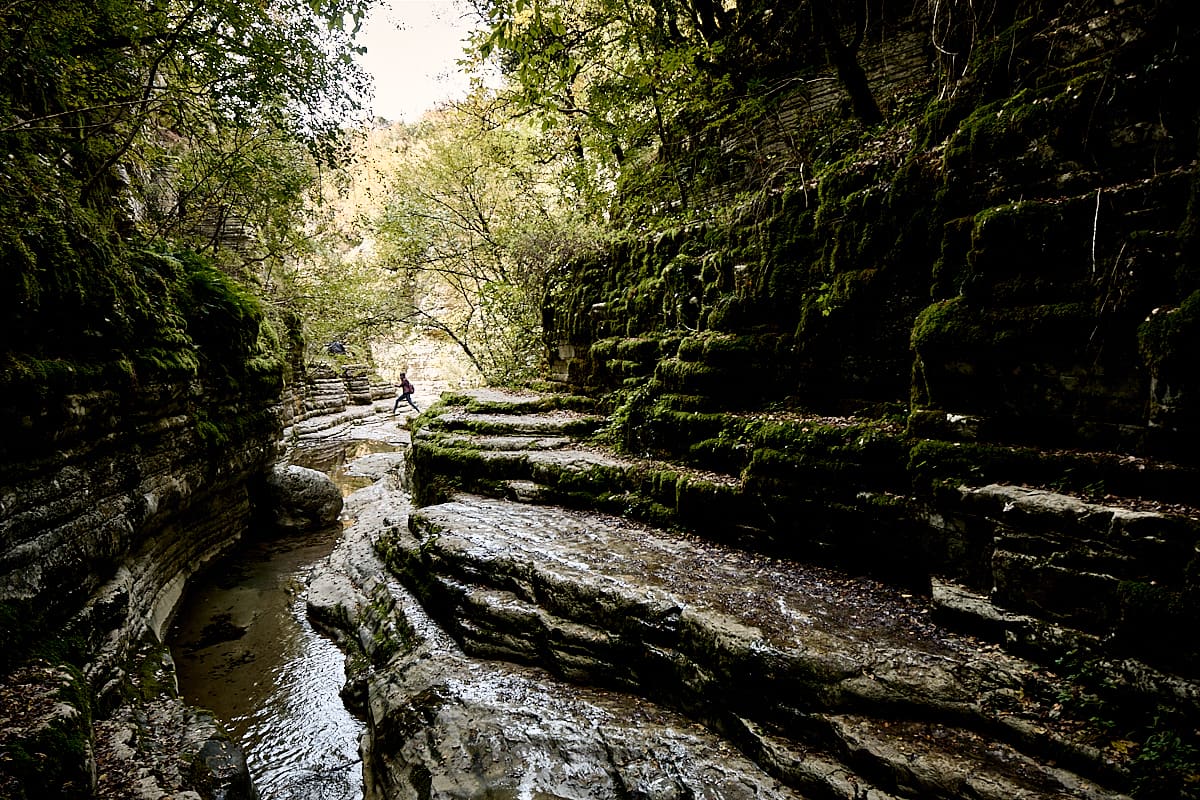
left=0, top=308, right=396, bottom=798
left=529, top=2, right=1200, bottom=785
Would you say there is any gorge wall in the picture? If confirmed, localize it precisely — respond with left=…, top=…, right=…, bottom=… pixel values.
left=523, top=1, right=1200, bottom=790
left=543, top=0, right=1199, bottom=648
left=0, top=214, right=392, bottom=800
left=0, top=246, right=290, bottom=797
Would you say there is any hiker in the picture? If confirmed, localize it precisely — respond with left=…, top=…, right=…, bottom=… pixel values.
left=393, top=373, right=419, bottom=413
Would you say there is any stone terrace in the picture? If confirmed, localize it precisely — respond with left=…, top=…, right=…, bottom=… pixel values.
left=372, top=387, right=1200, bottom=799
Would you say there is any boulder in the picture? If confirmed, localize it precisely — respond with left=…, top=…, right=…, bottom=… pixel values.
left=262, top=465, right=343, bottom=532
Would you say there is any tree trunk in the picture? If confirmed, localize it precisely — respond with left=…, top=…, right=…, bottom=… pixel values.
left=810, top=1, right=883, bottom=126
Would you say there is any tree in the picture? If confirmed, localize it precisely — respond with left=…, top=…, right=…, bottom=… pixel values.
left=371, top=104, right=593, bottom=382
left=288, top=102, right=607, bottom=384
left=0, top=0, right=377, bottom=346
left=465, top=0, right=885, bottom=215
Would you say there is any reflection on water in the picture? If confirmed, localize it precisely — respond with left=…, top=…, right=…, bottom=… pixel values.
left=168, top=439, right=401, bottom=800
left=169, top=530, right=363, bottom=800
left=291, top=439, right=401, bottom=496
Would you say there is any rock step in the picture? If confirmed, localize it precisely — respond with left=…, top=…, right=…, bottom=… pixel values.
left=737, top=715, right=1120, bottom=800
left=933, top=482, right=1200, bottom=676
left=412, top=389, right=1200, bottom=682
left=413, top=429, right=575, bottom=451
left=931, top=578, right=1200, bottom=721
left=439, top=386, right=597, bottom=414
left=381, top=496, right=1132, bottom=799
left=408, top=426, right=753, bottom=536
left=312, top=515, right=808, bottom=800
left=424, top=407, right=605, bottom=437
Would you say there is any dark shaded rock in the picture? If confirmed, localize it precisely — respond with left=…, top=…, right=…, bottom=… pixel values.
left=0, top=664, right=95, bottom=800
left=262, top=464, right=343, bottom=532
left=190, top=735, right=256, bottom=800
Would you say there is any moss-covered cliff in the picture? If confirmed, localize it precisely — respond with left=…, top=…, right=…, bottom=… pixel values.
left=0, top=226, right=287, bottom=799
left=548, top=0, right=1199, bottom=542
left=534, top=4, right=1200, bottom=794
left=2, top=15, right=290, bottom=800
left=552, top=3, right=1198, bottom=449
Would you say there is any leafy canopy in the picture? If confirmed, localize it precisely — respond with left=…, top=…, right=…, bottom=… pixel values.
left=1, top=0, right=378, bottom=368
left=290, top=100, right=608, bottom=384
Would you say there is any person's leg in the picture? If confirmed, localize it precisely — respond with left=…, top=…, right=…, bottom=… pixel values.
left=392, top=396, right=400, bottom=413
left=408, top=395, right=420, bottom=411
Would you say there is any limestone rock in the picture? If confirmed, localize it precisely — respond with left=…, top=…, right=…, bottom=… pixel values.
left=263, top=465, right=343, bottom=531
left=308, top=497, right=805, bottom=800
left=375, top=496, right=1132, bottom=799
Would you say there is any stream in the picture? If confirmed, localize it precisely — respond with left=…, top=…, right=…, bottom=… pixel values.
left=168, top=438, right=400, bottom=800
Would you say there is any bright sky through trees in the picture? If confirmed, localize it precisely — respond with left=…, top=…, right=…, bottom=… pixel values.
left=358, top=0, right=480, bottom=122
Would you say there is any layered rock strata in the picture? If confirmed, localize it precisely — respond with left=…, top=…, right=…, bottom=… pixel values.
left=0, top=378, right=279, bottom=799
left=352, top=389, right=1200, bottom=799
left=308, top=423, right=812, bottom=800
left=0, top=334, right=386, bottom=798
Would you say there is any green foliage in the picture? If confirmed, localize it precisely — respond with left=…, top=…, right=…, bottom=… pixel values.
left=0, top=0, right=374, bottom=376
left=1132, top=729, right=1200, bottom=799
left=1052, top=646, right=1200, bottom=800
left=1139, top=290, right=1200, bottom=374
left=467, top=0, right=890, bottom=222
left=297, top=104, right=613, bottom=385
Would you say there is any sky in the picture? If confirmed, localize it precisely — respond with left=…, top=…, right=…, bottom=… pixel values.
left=356, top=0, right=483, bottom=122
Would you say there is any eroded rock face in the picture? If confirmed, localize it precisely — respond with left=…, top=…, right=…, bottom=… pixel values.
left=385, top=390, right=1200, bottom=799
left=263, top=464, right=344, bottom=532
left=304, top=399, right=1138, bottom=800
left=375, top=496, right=1130, bottom=800
left=95, top=697, right=255, bottom=800
left=309, top=479, right=806, bottom=800
left=365, top=595, right=808, bottom=800
left=0, top=379, right=281, bottom=798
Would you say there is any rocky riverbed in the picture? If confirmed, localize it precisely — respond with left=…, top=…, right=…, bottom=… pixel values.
left=298, top=390, right=1188, bottom=800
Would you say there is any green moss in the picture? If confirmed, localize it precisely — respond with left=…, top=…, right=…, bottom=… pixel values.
left=908, top=439, right=1024, bottom=488
left=3, top=721, right=93, bottom=800
left=195, top=416, right=225, bottom=448
left=1139, top=290, right=1200, bottom=374
left=435, top=392, right=595, bottom=415
left=911, top=297, right=988, bottom=352
left=687, top=437, right=752, bottom=473
left=606, top=359, right=651, bottom=379
left=944, top=71, right=1104, bottom=175
left=653, top=358, right=726, bottom=394
left=914, top=296, right=1092, bottom=357
left=0, top=654, right=94, bottom=800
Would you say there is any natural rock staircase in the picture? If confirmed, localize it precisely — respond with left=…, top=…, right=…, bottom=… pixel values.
left=354, top=387, right=1200, bottom=799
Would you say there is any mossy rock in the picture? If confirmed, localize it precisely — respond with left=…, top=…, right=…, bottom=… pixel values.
left=1114, top=580, right=1200, bottom=675
left=653, top=358, right=726, bottom=395
left=959, top=199, right=1094, bottom=304
left=912, top=298, right=1107, bottom=417
left=0, top=663, right=94, bottom=800
left=1139, top=289, right=1200, bottom=435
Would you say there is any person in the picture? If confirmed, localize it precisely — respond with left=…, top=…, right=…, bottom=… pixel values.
left=393, top=372, right=419, bottom=413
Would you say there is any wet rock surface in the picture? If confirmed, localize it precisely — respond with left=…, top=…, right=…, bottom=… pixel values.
left=383, top=496, right=1127, bottom=799
left=360, top=582, right=808, bottom=800
left=309, top=415, right=807, bottom=799
left=263, top=464, right=344, bottom=532
left=306, top=391, right=1176, bottom=800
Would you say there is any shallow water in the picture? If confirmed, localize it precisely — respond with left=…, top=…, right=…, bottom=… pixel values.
left=168, top=439, right=400, bottom=800
left=169, top=528, right=363, bottom=800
